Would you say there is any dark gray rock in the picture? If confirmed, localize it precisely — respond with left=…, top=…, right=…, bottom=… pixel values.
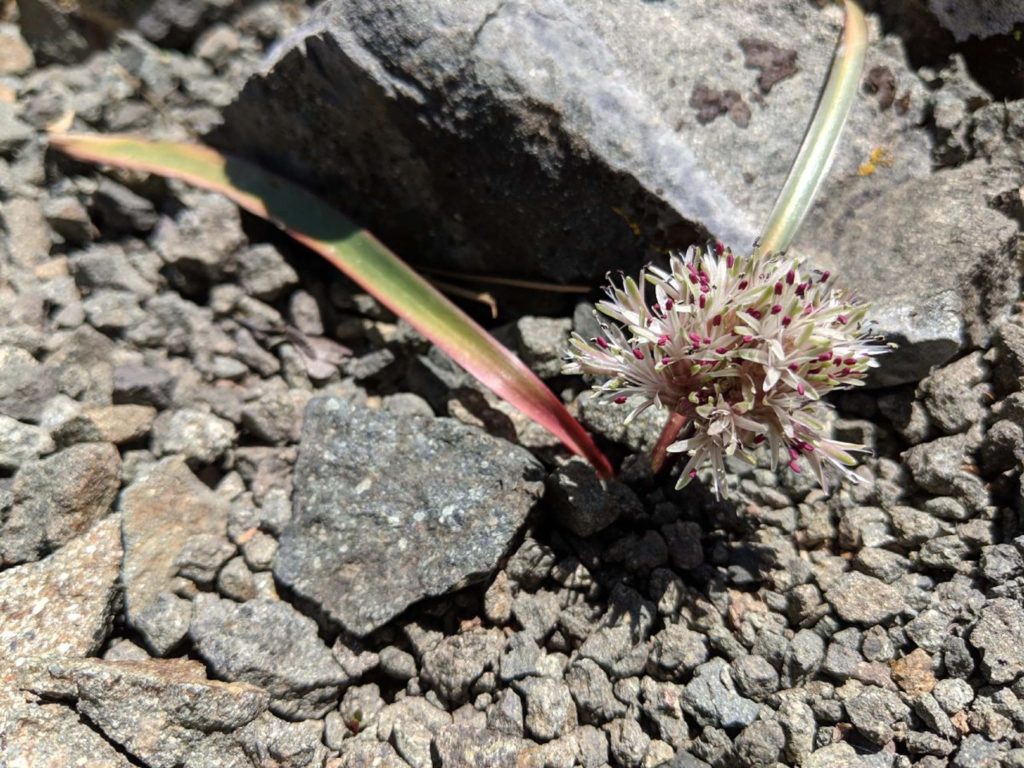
left=845, top=685, right=910, bottom=745
left=805, top=160, right=1019, bottom=384
left=487, top=688, right=524, bottom=737
left=131, top=591, right=192, bottom=657
left=952, top=735, right=1004, bottom=768
left=152, top=192, right=244, bottom=285
left=970, top=598, right=1024, bottom=684
left=981, top=543, right=1024, bottom=582
left=920, top=352, right=990, bottom=434
left=275, top=396, right=544, bottom=636
left=498, top=632, right=544, bottom=682
left=978, top=419, right=1024, bottom=475
left=649, top=625, right=710, bottom=676
left=90, top=177, right=159, bottom=234
left=420, top=628, right=503, bottom=706
left=782, top=628, right=826, bottom=687
left=174, top=532, right=236, bottom=585
left=189, top=594, right=348, bottom=720
left=0, top=514, right=121, bottom=659
left=944, top=635, right=977, bottom=679
left=565, top=657, right=627, bottom=725
left=0, top=101, right=34, bottom=153
left=216, top=555, right=257, bottom=602
left=512, top=316, right=572, bottom=379
left=578, top=625, right=650, bottom=680
left=639, top=677, right=689, bottom=749
left=432, top=723, right=528, bottom=767
left=735, top=719, right=785, bottom=768
left=604, top=717, right=651, bottom=768
left=889, top=505, right=952, bottom=548
left=827, top=571, right=906, bottom=626
left=730, top=654, right=780, bottom=701
left=506, top=537, right=556, bottom=590
left=903, top=433, right=988, bottom=510
left=854, top=548, right=912, bottom=584
left=112, top=363, right=175, bottom=409
left=662, top=520, right=705, bottom=571
left=546, top=457, right=642, bottom=537
left=513, top=676, right=577, bottom=742
left=681, top=658, right=759, bottom=729
left=69, top=243, right=157, bottom=299
left=1, top=442, right=120, bottom=566
left=235, top=243, right=298, bottom=301
left=932, top=677, right=974, bottom=714
left=0, top=345, right=57, bottom=421
left=378, top=646, right=417, bottom=681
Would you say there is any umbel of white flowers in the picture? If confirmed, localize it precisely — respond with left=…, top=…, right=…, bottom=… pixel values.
left=564, top=244, right=887, bottom=497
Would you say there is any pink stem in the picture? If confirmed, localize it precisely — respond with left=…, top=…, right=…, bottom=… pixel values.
left=650, top=411, right=688, bottom=474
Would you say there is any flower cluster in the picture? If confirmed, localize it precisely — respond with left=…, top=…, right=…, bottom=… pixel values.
left=564, top=244, right=886, bottom=496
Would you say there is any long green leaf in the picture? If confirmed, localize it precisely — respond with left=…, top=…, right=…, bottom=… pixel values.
left=51, top=133, right=613, bottom=477
left=754, top=0, right=868, bottom=256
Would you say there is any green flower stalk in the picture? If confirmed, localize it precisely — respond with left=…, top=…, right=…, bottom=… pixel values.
left=564, top=244, right=886, bottom=496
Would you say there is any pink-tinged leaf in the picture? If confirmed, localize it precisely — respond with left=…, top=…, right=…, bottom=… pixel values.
left=50, top=133, right=613, bottom=477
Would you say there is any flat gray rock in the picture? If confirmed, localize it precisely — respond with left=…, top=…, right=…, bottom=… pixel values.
left=0, top=691, right=133, bottom=768
left=213, top=0, right=926, bottom=284
left=275, top=397, right=544, bottom=637
left=189, top=594, right=349, bottom=720
left=16, top=657, right=268, bottom=768
left=0, top=514, right=122, bottom=659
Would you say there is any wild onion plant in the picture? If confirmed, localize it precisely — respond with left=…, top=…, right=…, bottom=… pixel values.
left=565, top=0, right=880, bottom=495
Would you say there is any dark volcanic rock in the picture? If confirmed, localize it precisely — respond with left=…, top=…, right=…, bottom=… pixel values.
left=275, top=396, right=544, bottom=636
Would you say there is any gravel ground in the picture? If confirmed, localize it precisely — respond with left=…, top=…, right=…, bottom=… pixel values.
left=2, top=2, right=1024, bottom=767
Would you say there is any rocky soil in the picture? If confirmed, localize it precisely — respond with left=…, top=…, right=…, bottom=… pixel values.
left=2, top=1, right=1024, bottom=767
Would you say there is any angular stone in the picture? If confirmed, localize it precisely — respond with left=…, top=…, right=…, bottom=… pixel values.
left=275, top=397, right=544, bottom=636
left=0, top=414, right=54, bottom=470
left=546, top=457, right=641, bottom=537
left=190, top=594, right=347, bottom=720
left=513, top=676, right=577, bottom=742
left=845, top=685, right=910, bottom=745
left=18, top=657, right=268, bottom=768
left=52, top=404, right=157, bottom=446
left=0, top=696, right=133, bottom=768
left=0, top=345, right=57, bottom=422
left=681, top=658, right=759, bottom=730
left=827, top=571, right=906, bottom=626
left=1, top=442, right=121, bottom=566
left=0, top=515, right=121, bottom=659
left=121, top=457, right=230, bottom=634
left=970, top=598, right=1024, bottom=684
left=420, top=628, right=503, bottom=707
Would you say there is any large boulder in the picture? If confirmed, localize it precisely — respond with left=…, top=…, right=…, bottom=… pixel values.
left=211, top=0, right=926, bottom=285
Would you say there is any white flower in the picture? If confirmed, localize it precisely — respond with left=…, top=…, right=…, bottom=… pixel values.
left=564, top=244, right=887, bottom=496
